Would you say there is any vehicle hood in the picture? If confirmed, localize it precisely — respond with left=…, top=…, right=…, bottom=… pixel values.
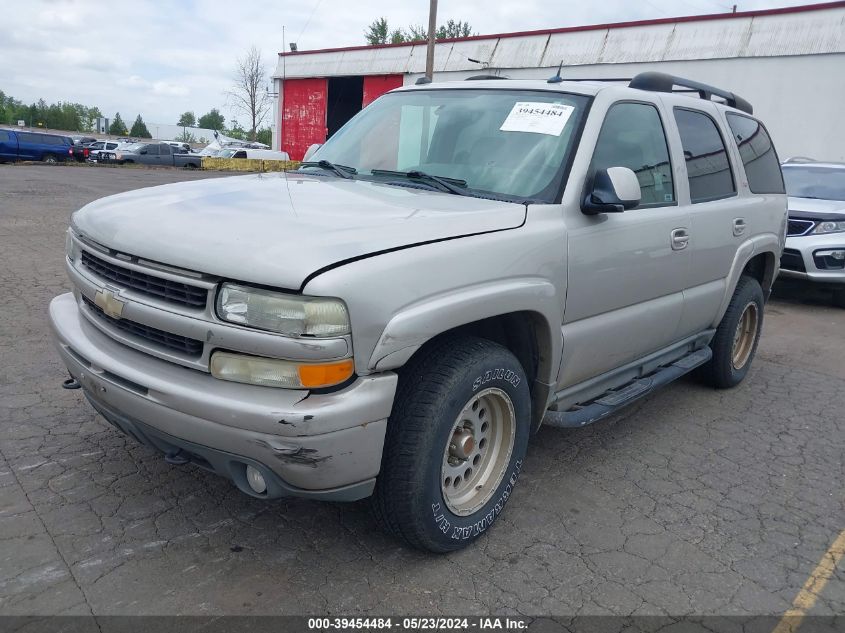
left=71, top=172, right=526, bottom=290
left=788, top=196, right=845, bottom=220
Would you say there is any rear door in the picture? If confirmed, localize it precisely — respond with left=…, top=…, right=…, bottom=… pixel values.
left=15, top=132, right=39, bottom=160
left=561, top=100, right=690, bottom=388
left=0, top=130, right=18, bottom=161
left=672, top=105, right=742, bottom=336
left=159, top=143, right=172, bottom=165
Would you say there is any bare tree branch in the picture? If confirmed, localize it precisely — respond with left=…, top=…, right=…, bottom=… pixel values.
left=225, top=46, right=271, bottom=141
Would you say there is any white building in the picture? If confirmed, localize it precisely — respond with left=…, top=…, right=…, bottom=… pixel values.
left=272, top=1, right=845, bottom=162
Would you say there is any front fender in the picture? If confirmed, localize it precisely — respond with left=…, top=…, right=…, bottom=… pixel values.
left=369, top=277, right=562, bottom=382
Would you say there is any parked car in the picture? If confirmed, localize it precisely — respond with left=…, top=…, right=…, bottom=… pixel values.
left=70, top=135, right=98, bottom=147
left=219, top=148, right=291, bottom=161
left=779, top=159, right=845, bottom=306
left=50, top=72, right=786, bottom=552
left=0, top=129, right=75, bottom=163
left=113, top=142, right=201, bottom=168
left=87, top=140, right=125, bottom=162
left=165, top=141, right=192, bottom=154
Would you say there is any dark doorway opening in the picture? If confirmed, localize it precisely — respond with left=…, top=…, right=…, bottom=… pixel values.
left=327, top=76, right=364, bottom=138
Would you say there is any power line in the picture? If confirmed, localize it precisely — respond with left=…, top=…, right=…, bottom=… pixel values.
left=297, top=0, right=324, bottom=45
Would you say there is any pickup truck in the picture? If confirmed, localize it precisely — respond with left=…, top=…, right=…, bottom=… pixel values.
left=113, top=142, right=201, bottom=168
left=49, top=72, right=787, bottom=552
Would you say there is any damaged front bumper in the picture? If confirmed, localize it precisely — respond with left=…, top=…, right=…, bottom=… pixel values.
left=49, top=293, right=398, bottom=501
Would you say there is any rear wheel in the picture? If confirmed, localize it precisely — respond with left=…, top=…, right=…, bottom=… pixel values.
left=371, top=336, right=530, bottom=553
left=698, top=275, right=764, bottom=388
left=42, top=153, right=57, bottom=164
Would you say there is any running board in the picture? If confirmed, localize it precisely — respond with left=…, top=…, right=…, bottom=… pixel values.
left=542, top=347, right=712, bottom=429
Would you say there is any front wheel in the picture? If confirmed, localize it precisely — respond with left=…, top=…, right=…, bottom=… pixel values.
left=698, top=275, right=764, bottom=388
left=371, top=337, right=530, bottom=552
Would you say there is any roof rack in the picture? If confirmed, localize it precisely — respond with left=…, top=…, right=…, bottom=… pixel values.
left=629, top=72, right=753, bottom=114
left=466, top=74, right=508, bottom=81
left=782, top=156, right=817, bottom=164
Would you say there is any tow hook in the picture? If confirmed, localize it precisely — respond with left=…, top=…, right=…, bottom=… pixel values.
left=61, top=376, right=81, bottom=390
left=164, top=450, right=190, bottom=466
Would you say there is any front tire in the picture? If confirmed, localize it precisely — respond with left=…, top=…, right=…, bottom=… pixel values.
left=699, top=275, right=764, bottom=388
left=371, top=337, right=530, bottom=553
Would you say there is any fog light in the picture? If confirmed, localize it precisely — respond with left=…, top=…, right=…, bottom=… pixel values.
left=245, top=465, right=267, bottom=494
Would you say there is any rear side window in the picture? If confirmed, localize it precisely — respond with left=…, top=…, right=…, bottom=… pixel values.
left=105, top=143, right=117, bottom=150
left=160, top=144, right=171, bottom=155
left=674, top=108, right=735, bottom=203
left=591, top=102, right=675, bottom=207
left=726, top=114, right=784, bottom=194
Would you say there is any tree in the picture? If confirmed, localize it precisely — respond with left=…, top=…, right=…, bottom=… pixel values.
left=198, top=108, right=225, bottom=130
left=109, top=112, right=128, bottom=135
left=175, top=129, right=197, bottom=143
left=365, top=17, right=389, bottom=45
left=225, top=120, right=247, bottom=140
left=177, top=111, right=196, bottom=127
left=364, top=18, right=475, bottom=44
left=129, top=114, right=152, bottom=138
left=226, top=46, right=271, bottom=141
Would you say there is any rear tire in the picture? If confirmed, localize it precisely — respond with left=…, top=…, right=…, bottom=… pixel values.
left=698, top=276, right=764, bottom=389
left=370, top=336, right=530, bottom=553
left=42, top=153, right=57, bottom=164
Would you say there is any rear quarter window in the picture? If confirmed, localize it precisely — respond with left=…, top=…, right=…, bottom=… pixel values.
left=726, top=114, right=784, bottom=194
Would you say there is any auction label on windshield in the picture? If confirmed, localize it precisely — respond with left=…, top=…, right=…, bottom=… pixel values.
left=499, top=102, right=575, bottom=136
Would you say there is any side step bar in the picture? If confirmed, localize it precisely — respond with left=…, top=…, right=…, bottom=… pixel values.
left=542, top=347, right=712, bottom=429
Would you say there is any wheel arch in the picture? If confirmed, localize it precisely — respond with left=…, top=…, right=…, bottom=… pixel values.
left=369, top=279, right=562, bottom=430
left=713, top=235, right=780, bottom=327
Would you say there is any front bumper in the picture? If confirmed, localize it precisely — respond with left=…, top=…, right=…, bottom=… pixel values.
left=779, top=234, right=845, bottom=285
left=49, top=293, right=398, bottom=501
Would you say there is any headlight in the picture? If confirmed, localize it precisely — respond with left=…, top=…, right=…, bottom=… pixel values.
left=210, top=352, right=354, bottom=389
left=65, top=229, right=78, bottom=260
left=812, top=220, right=845, bottom=235
left=216, top=283, right=350, bottom=337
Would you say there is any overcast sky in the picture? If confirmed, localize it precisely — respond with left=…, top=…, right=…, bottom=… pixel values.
left=1, top=0, right=816, bottom=127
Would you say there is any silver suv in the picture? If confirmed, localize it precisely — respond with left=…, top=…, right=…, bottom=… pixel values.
left=49, top=73, right=787, bottom=552
left=779, top=159, right=845, bottom=307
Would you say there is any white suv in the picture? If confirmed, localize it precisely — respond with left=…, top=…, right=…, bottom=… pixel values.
left=780, top=159, right=845, bottom=307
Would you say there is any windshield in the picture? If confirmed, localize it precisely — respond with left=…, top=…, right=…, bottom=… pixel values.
left=783, top=166, right=845, bottom=202
left=306, top=88, right=589, bottom=202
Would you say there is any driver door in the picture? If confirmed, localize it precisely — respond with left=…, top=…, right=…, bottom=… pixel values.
left=559, top=100, right=690, bottom=388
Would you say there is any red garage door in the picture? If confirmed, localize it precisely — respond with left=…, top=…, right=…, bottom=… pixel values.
left=282, top=78, right=327, bottom=161
left=362, top=75, right=404, bottom=107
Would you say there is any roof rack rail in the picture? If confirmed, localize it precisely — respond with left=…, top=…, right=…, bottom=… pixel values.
left=466, top=74, right=507, bottom=81
left=629, top=72, right=753, bottom=115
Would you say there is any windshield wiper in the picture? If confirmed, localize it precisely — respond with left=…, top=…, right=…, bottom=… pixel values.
left=299, top=160, right=356, bottom=179
left=371, top=169, right=470, bottom=196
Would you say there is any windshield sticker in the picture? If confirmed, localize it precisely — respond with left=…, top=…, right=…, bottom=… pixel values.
left=499, top=102, right=575, bottom=136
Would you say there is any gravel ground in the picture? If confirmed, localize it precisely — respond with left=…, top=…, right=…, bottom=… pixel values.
left=1, top=165, right=843, bottom=620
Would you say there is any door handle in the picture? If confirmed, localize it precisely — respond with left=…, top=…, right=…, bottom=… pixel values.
left=733, top=218, right=747, bottom=236
left=671, top=228, right=689, bottom=251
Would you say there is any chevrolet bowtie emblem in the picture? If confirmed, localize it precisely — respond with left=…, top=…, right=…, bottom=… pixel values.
left=94, top=289, right=126, bottom=319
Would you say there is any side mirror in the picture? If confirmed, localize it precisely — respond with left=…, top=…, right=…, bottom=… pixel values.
left=582, top=167, right=641, bottom=215
left=303, top=143, right=321, bottom=162
left=139, top=149, right=148, bottom=155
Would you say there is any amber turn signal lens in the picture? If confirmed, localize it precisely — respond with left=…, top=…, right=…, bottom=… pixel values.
left=298, top=359, right=355, bottom=388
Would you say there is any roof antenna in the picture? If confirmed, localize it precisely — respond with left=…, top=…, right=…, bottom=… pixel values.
left=547, top=61, right=564, bottom=84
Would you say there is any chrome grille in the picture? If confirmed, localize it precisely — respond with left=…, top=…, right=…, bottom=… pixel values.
left=786, top=219, right=815, bottom=237
left=83, top=296, right=204, bottom=357
left=81, top=250, right=208, bottom=308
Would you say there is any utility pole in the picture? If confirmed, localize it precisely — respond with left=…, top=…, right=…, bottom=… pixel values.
left=425, top=0, right=438, bottom=80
